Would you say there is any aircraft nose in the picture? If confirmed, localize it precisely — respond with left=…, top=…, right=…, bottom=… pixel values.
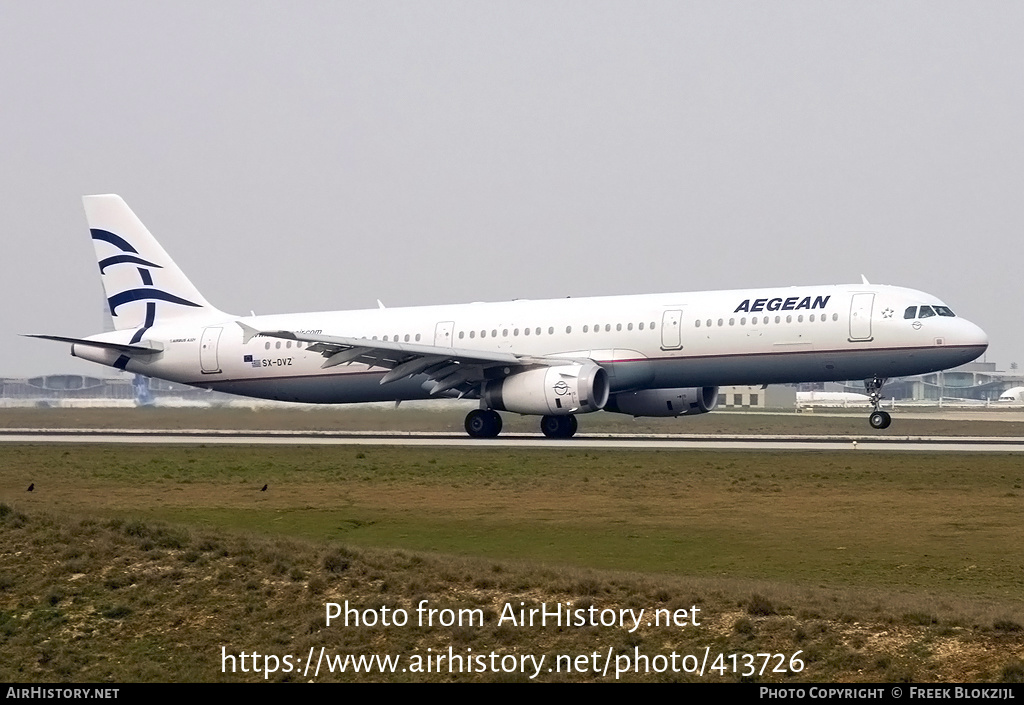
left=960, top=319, right=989, bottom=351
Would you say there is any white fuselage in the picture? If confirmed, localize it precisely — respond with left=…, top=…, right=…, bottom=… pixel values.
left=74, top=283, right=988, bottom=405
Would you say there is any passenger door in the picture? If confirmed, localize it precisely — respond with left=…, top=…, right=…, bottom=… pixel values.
left=200, top=327, right=222, bottom=373
left=848, top=294, right=874, bottom=342
left=660, top=309, right=684, bottom=350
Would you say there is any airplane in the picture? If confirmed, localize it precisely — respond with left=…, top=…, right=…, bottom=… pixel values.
left=997, top=387, right=1024, bottom=403
left=27, top=195, right=989, bottom=438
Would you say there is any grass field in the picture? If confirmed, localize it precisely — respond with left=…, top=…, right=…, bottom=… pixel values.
left=2, top=430, right=1023, bottom=682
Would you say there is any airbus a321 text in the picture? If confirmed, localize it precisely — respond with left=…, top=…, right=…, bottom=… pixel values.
left=29, top=195, right=989, bottom=438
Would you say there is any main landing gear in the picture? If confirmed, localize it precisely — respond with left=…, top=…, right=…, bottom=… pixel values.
left=541, top=414, right=577, bottom=439
left=465, top=409, right=502, bottom=438
left=865, top=376, right=892, bottom=430
left=463, top=410, right=579, bottom=439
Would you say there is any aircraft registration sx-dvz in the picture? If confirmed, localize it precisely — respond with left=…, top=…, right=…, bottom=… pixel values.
left=30, top=195, right=989, bottom=438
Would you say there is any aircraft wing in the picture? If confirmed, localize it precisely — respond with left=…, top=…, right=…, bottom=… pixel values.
left=238, top=322, right=586, bottom=396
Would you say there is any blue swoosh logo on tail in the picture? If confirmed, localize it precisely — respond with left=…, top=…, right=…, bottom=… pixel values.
left=108, top=288, right=200, bottom=316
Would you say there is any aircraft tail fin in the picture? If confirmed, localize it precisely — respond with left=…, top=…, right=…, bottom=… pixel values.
left=84, top=195, right=225, bottom=331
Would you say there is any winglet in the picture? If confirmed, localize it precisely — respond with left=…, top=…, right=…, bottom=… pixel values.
left=860, top=274, right=870, bottom=285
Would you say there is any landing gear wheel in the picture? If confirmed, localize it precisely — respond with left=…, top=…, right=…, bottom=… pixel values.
left=869, top=410, right=891, bottom=430
left=864, top=376, right=892, bottom=430
left=488, top=410, right=503, bottom=437
left=540, top=414, right=577, bottom=439
left=465, top=409, right=502, bottom=438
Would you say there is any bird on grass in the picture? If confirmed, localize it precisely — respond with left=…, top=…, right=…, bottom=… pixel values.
left=27, top=483, right=34, bottom=492
left=261, top=484, right=268, bottom=492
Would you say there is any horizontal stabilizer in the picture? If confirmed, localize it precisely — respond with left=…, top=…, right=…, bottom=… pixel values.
left=22, top=334, right=163, bottom=355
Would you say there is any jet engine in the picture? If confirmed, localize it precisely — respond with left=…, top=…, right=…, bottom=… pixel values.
left=483, top=363, right=610, bottom=416
left=604, top=386, right=719, bottom=417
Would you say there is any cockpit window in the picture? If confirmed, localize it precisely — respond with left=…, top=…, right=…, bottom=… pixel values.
left=905, top=304, right=956, bottom=320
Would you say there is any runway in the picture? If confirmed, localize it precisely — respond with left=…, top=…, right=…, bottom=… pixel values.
left=3, top=428, right=1024, bottom=451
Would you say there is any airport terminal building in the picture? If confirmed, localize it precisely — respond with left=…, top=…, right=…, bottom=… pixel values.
left=3, top=360, right=1019, bottom=410
left=839, top=361, right=1022, bottom=403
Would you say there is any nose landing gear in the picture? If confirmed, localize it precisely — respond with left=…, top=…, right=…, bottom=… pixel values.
left=865, top=376, right=891, bottom=429
left=869, top=409, right=891, bottom=429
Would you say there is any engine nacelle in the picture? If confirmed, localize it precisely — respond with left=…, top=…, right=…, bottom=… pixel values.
left=604, top=387, right=719, bottom=417
left=483, top=363, right=610, bottom=416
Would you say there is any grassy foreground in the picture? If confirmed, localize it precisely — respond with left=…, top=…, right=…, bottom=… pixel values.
left=2, top=444, right=1023, bottom=682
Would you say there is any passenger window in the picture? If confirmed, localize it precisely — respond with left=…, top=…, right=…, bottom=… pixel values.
left=918, top=306, right=935, bottom=318
left=695, top=320, right=701, bottom=328
left=904, top=306, right=917, bottom=319
left=459, top=332, right=464, bottom=339
left=566, top=326, right=572, bottom=334
left=639, top=322, right=645, bottom=330
left=583, top=325, right=588, bottom=333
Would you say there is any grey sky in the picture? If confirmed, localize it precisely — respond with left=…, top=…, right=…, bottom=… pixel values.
left=4, top=2, right=1022, bottom=377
